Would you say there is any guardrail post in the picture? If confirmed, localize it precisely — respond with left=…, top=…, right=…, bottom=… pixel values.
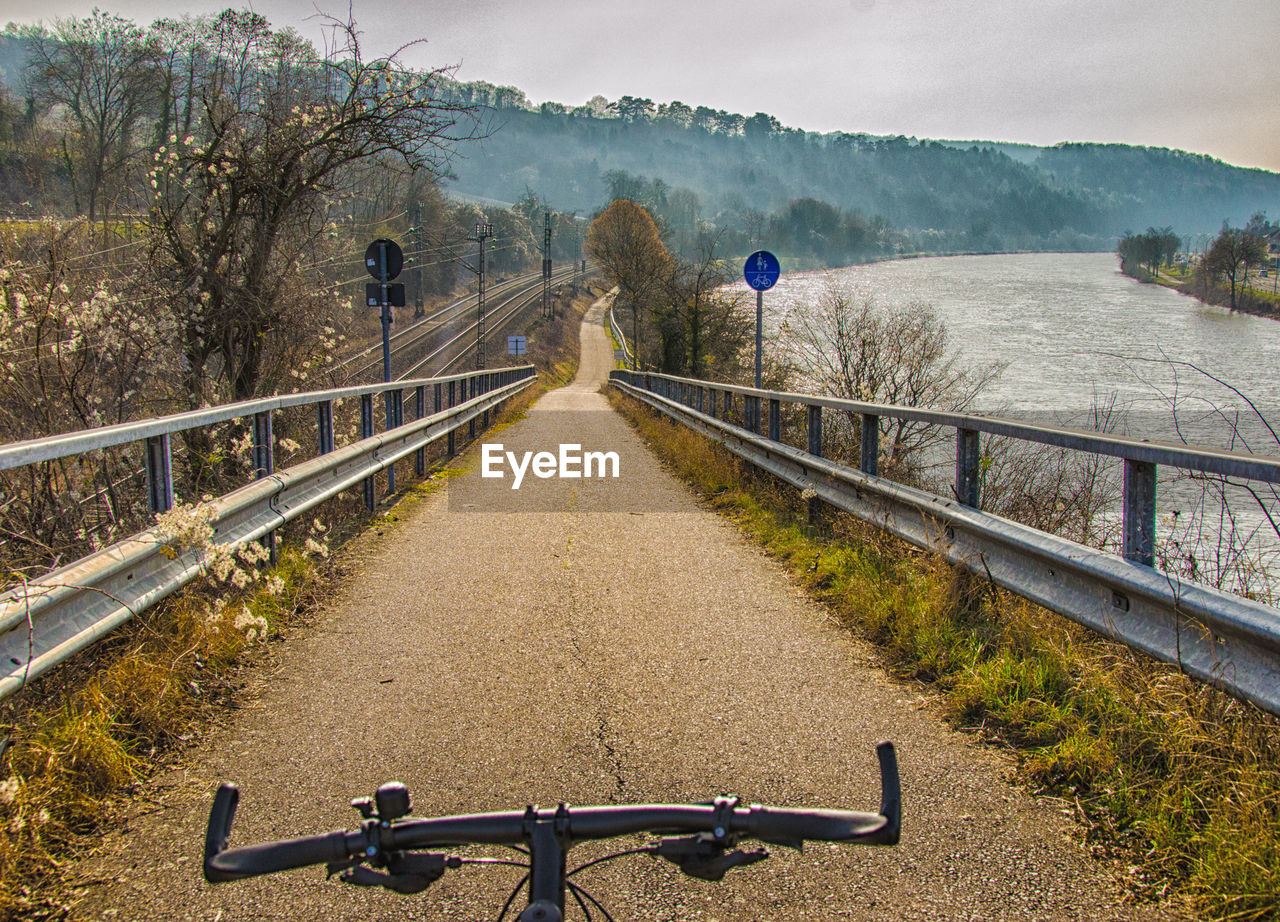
left=252, top=410, right=276, bottom=561
left=386, top=389, right=403, bottom=494
left=317, top=401, right=334, bottom=456
left=360, top=394, right=375, bottom=511
left=806, top=405, right=823, bottom=525
left=956, top=427, right=981, bottom=508
left=469, top=374, right=477, bottom=441
left=482, top=373, right=490, bottom=429
left=1123, top=459, right=1157, bottom=567
left=768, top=398, right=781, bottom=441
left=252, top=411, right=274, bottom=479
left=723, top=391, right=732, bottom=422
left=709, top=389, right=718, bottom=418
left=414, top=386, right=426, bottom=476
left=447, top=380, right=456, bottom=458
left=697, top=386, right=704, bottom=412
left=144, top=434, right=174, bottom=514
left=807, top=405, right=823, bottom=457
left=860, top=414, right=879, bottom=475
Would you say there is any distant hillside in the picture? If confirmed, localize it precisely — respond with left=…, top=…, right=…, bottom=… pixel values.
left=444, top=82, right=1280, bottom=259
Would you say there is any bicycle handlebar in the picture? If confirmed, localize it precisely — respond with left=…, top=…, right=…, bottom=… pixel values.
left=205, top=741, right=901, bottom=884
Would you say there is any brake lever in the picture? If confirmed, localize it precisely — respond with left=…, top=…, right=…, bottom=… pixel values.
left=653, top=835, right=770, bottom=882
left=331, top=852, right=458, bottom=894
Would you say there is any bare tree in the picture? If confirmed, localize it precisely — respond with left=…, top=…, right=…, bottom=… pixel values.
left=1201, top=224, right=1269, bottom=310
left=661, top=228, right=747, bottom=377
left=782, top=289, right=1004, bottom=484
left=25, top=10, right=157, bottom=232
left=146, top=10, right=478, bottom=408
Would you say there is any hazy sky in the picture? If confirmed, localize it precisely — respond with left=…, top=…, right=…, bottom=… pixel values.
left=5, top=0, right=1279, bottom=172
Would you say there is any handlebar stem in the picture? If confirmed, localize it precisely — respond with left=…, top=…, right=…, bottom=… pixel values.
left=524, top=804, right=570, bottom=915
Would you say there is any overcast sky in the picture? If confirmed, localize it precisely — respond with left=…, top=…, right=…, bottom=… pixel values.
left=5, top=0, right=1279, bottom=172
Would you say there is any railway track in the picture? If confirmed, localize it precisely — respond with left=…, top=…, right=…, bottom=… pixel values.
left=342, top=264, right=585, bottom=382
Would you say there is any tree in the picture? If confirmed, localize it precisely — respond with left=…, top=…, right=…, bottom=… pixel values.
left=743, top=111, right=782, bottom=139
left=25, top=11, right=157, bottom=230
left=656, top=100, right=692, bottom=127
left=586, top=199, right=671, bottom=368
left=661, top=228, right=746, bottom=377
left=1201, top=224, right=1269, bottom=309
left=781, top=291, right=1003, bottom=484
left=146, top=10, right=477, bottom=407
left=609, top=96, right=654, bottom=123
left=1117, top=226, right=1181, bottom=281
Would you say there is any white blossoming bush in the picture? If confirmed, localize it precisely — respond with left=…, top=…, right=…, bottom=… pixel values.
left=232, top=606, right=269, bottom=645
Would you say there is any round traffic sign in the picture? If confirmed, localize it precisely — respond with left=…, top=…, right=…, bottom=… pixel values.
left=365, top=239, right=404, bottom=281
left=744, top=250, right=780, bottom=291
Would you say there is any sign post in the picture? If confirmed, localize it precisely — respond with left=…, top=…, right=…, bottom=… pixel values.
left=365, top=238, right=405, bottom=384
left=744, top=250, right=780, bottom=434
left=365, top=238, right=406, bottom=493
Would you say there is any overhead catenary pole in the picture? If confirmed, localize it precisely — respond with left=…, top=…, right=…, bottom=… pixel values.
left=411, top=202, right=424, bottom=318
left=473, top=222, right=493, bottom=369
left=543, top=212, right=553, bottom=319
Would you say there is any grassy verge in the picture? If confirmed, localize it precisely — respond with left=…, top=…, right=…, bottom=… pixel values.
left=0, top=545, right=328, bottom=920
left=522, top=284, right=598, bottom=390
left=608, top=388, right=1280, bottom=921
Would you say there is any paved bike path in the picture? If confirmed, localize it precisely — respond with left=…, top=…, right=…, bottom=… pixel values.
left=75, top=296, right=1184, bottom=920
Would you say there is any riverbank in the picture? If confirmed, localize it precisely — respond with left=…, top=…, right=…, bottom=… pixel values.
left=1122, top=261, right=1280, bottom=320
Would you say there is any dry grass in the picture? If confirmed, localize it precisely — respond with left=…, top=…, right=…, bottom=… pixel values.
left=610, top=388, right=1280, bottom=921
left=0, top=544, right=326, bottom=919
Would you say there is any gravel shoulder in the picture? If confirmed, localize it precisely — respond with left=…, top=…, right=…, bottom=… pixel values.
left=71, top=295, right=1188, bottom=921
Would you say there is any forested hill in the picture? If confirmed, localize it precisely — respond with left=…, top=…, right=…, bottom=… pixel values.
left=445, top=83, right=1280, bottom=260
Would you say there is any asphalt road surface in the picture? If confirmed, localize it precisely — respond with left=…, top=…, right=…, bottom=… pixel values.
left=74, top=296, right=1186, bottom=921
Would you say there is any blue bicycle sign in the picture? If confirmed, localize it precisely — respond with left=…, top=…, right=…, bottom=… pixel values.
left=744, top=250, right=780, bottom=291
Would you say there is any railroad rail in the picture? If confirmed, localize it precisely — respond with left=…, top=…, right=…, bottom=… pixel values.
left=344, top=265, right=585, bottom=381
left=609, top=369, right=1280, bottom=717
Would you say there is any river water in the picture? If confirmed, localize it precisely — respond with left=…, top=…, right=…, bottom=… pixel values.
left=757, top=252, right=1280, bottom=430
left=737, top=252, right=1280, bottom=594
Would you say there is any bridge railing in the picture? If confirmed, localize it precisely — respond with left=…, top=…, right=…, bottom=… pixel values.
left=0, top=366, right=537, bottom=700
left=610, top=369, right=1280, bottom=717
left=606, top=299, right=633, bottom=369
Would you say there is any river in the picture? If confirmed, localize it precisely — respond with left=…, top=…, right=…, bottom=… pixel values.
left=739, top=252, right=1280, bottom=594
left=756, top=252, right=1280, bottom=443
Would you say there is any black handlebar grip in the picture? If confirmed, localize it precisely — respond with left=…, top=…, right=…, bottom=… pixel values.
left=875, top=741, right=901, bottom=845
left=204, top=831, right=352, bottom=881
left=746, top=743, right=901, bottom=847
left=204, top=782, right=352, bottom=882
left=750, top=805, right=892, bottom=846
left=204, top=782, right=240, bottom=881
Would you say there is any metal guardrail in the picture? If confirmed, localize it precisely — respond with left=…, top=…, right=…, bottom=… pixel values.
left=606, top=297, right=632, bottom=369
left=610, top=369, right=1280, bottom=717
left=0, top=367, right=536, bottom=700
